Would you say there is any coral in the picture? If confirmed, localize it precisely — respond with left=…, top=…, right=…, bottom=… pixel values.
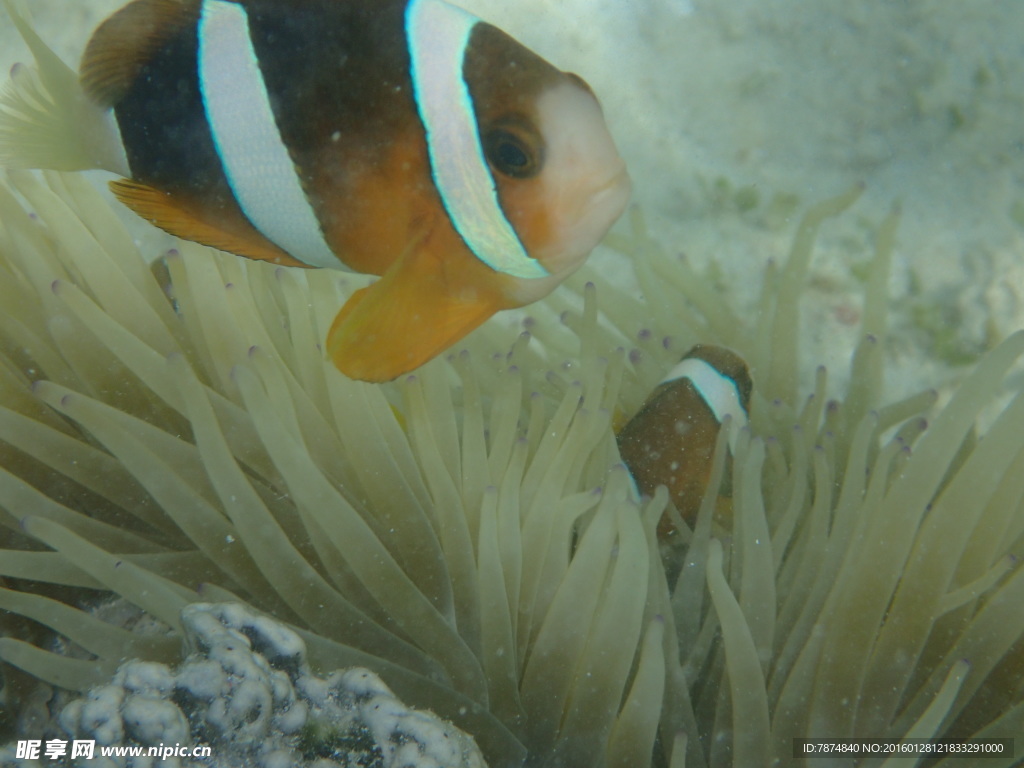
left=0, top=171, right=1022, bottom=768
left=0, top=601, right=484, bottom=768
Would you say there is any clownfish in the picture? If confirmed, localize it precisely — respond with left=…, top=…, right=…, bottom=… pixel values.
left=0, top=0, right=630, bottom=381
left=617, top=345, right=752, bottom=538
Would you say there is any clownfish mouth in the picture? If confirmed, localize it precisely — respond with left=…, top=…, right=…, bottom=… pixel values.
left=584, top=164, right=632, bottom=227
left=518, top=80, right=632, bottom=280
left=538, top=161, right=632, bottom=279
left=568, top=164, right=632, bottom=252
left=507, top=162, right=630, bottom=305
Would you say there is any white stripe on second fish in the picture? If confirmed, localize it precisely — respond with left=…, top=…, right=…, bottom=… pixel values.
left=662, top=357, right=749, bottom=451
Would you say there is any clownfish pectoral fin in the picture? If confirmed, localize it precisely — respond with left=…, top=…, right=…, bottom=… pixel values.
left=80, top=0, right=201, bottom=107
left=326, top=247, right=503, bottom=383
left=109, top=178, right=308, bottom=268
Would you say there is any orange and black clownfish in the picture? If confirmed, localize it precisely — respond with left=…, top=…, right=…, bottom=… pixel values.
left=617, top=345, right=753, bottom=539
left=1, top=0, right=631, bottom=381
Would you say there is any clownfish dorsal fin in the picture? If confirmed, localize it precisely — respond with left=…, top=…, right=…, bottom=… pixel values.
left=109, top=178, right=308, bottom=268
left=326, top=241, right=504, bottom=382
left=80, top=0, right=201, bottom=106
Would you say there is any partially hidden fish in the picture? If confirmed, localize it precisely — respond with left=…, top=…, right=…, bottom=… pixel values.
left=0, top=0, right=631, bottom=381
left=617, top=345, right=752, bottom=538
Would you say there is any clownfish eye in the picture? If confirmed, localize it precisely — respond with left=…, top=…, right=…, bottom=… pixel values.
left=484, top=125, right=543, bottom=179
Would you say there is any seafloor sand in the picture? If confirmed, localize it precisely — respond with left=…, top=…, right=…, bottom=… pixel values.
left=3, top=0, right=1023, bottom=406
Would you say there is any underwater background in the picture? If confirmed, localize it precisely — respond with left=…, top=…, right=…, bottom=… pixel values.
left=2, top=2, right=1024, bottom=767
left=4, top=0, right=1024, bottom=403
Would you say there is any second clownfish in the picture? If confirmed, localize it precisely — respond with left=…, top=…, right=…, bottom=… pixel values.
left=617, top=344, right=753, bottom=538
left=0, top=0, right=631, bottom=381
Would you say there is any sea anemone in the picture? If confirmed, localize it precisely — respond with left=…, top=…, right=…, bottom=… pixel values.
left=0, top=170, right=1022, bottom=768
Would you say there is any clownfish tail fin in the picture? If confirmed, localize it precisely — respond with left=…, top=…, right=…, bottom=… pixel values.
left=0, top=0, right=128, bottom=174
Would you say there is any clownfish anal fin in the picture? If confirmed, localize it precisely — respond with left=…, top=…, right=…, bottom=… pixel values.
left=80, top=0, right=201, bottom=106
left=109, top=178, right=308, bottom=268
left=326, top=246, right=502, bottom=383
